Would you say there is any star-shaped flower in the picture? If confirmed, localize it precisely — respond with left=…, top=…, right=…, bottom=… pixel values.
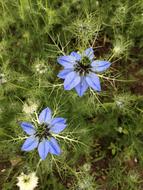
left=57, top=47, right=111, bottom=96
left=20, top=107, right=67, bottom=160
left=17, top=172, right=38, bottom=190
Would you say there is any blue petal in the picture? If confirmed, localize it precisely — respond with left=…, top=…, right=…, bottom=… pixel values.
left=64, top=71, right=81, bottom=90
left=70, top=51, right=81, bottom=61
left=57, top=56, right=76, bottom=69
left=50, top=123, right=67, bottom=134
left=86, top=73, right=101, bottom=91
left=57, top=69, right=73, bottom=79
left=38, top=139, right=49, bottom=160
left=21, top=136, right=39, bottom=151
left=91, top=60, right=111, bottom=72
left=38, top=107, right=52, bottom=124
left=49, top=137, right=61, bottom=155
left=51, top=117, right=66, bottom=126
left=75, top=77, right=88, bottom=97
left=20, top=122, right=36, bottom=135
left=84, top=47, right=94, bottom=60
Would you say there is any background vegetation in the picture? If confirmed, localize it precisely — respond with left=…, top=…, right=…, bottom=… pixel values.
left=0, top=0, right=143, bottom=189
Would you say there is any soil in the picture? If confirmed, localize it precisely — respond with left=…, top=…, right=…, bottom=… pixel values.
left=0, top=159, right=11, bottom=189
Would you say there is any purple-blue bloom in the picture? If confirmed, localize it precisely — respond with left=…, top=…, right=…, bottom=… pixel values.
left=57, top=47, right=111, bottom=96
left=20, top=107, right=67, bottom=160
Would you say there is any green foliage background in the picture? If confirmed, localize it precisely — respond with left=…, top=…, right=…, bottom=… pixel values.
left=0, top=0, right=143, bottom=189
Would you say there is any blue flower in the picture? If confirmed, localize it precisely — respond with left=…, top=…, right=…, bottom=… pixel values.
left=57, top=47, right=111, bottom=96
left=20, top=107, right=67, bottom=160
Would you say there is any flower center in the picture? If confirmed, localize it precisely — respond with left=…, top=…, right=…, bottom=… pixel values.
left=35, top=123, right=52, bottom=140
left=23, top=177, right=30, bottom=183
left=74, top=56, right=91, bottom=76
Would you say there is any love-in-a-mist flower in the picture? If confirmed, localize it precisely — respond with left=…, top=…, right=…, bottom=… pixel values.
left=20, top=107, right=67, bottom=160
left=57, top=47, right=111, bottom=96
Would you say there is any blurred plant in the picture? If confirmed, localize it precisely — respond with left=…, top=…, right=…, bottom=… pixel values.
left=0, top=73, right=7, bottom=84
left=114, top=93, right=136, bottom=114
left=112, top=35, right=132, bottom=58
left=73, top=163, right=99, bottom=190
left=34, top=59, right=48, bottom=75
left=67, top=13, right=101, bottom=47
left=22, top=100, right=38, bottom=115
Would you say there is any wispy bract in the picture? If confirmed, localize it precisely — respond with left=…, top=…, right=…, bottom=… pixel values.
left=57, top=47, right=111, bottom=96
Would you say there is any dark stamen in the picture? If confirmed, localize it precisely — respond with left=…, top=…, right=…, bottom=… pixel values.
left=23, top=177, right=30, bottom=183
left=35, top=123, right=52, bottom=140
left=74, top=56, right=91, bottom=76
